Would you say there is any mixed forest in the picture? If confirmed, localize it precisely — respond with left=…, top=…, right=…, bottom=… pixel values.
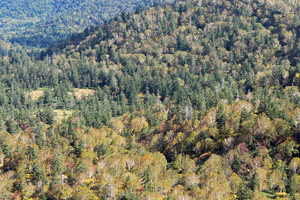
left=0, top=0, right=172, bottom=48
left=2, top=0, right=300, bottom=199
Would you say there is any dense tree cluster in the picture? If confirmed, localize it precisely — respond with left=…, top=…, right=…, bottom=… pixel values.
left=1, top=0, right=300, bottom=199
left=0, top=0, right=172, bottom=48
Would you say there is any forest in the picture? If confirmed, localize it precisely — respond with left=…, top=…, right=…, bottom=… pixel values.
left=0, top=0, right=172, bottom=48
left=1, top=0, right=300, bottom=199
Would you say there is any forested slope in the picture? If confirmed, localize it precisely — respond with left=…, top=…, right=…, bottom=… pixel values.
left=1, top=0, right=300, bottom=199
left=0, top=0, right=172, bottom=48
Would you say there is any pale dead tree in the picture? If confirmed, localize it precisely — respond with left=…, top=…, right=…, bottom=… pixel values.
left=111, top=159, right=123, bottom=177
left=96, top=161, right=106, bottom=173
left=245, top=91, right=253, bottom=102
left=36, top=180, right=44, bottom=191
left=46, top=54, right=51, bottom=65
left=132, top=15, right=141, bottom=29
left=159, top=12, right=165, bottom=20
left=69, top=96, right=74, bottom=109
left=196, top=0, right=202, bottom=7
left=145, top=14, right=153, bottom=24
left=289, top=158, right=300, bottom=173
left=254, top=99, right=260, bottom=109
left=164, top=130, right=175, bottom=143
left=125, top=158, right=135, bottom=171
left=76, top=173, right=87, bottom=185
left=87, top=166, right=95, bottom=179
left=106, top=175, right=116, bottom=200
left=178, top=194, right=193, bottom=200
left=252, top=156, right=263, bottom=169
left=112, top=33, right=121, bottom=44
left=235, top=91, right=240, bottom=102
left=52, top=53, right=57, bottom=65
left=184, top=104, right=194, bottom=121
left=162, top=100, right=170, bottom=115
left=186, top=173, right=200, bottom=188
left=139, top=33, right=145, bottom=41
left=54, top=97, right=58, bottom=109
left=0, top=154, right=4, bottom=165
left=295, top=110, right=300, bottom=128
left=223, top=137, right=234, bottom=150
left=59, top=174, right=65, bottom=185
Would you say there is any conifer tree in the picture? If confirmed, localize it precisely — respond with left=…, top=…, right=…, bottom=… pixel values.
left=142, top=166, right=153, bottom=192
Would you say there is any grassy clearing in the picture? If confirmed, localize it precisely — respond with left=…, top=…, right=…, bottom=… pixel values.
left=54, top=109, right=73, bottom=121
left=27, top=89, right=45, bottom=100
left=27, top=88, right=95, bottom=101
left=70, top=89, right=95, bottom=99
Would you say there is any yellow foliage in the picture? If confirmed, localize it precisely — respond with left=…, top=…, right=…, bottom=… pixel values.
left=130, top=117, right=149, bottom=133
left=293, top=174, right=300, bottom=192
left=275, top=192, right=287, bottom=197
left=264, top=156, right=274, bottom=169
left=25, top=174, right=33, bottom=179
left=42, top=184, right=49, bottom=193
left=199, top=152, right=211, bottom=159
left=207, top=183, right=231, bottom=200
left=257, top=166, right=269, bottom=191
left=141, top=153, right=155, bottom=166
left=146, top=193, right=164, bottom=199
left=229, top=173, right=242, bottom=193
left=83, top=178, right=94, bottom=184
left=293, top=73, right=300, bottom=85
left=157, top=180, right=171, bottom=193
left=170, top=184, right=185, bottom=196
left=80, top=149, right=97, bottom=160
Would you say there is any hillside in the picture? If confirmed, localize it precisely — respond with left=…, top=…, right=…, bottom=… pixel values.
left=0, top=0, right=172, bottom=48
left=1, top=0, right=300, bottom=199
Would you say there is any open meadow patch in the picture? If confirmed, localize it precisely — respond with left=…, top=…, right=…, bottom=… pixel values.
left=53, top=109, right=73, bottom=121
left=72, top=89, right=95, bottom=99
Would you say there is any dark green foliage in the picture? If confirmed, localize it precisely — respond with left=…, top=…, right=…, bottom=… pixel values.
left=94, top=143, right=111, bottom=157
left=237, top=182, right=251, bottom=200
left=288, top=175, right=297, bottom=200
left=67, top=173, right=76, bottom=186
left=27, top=146, right=39, bottom=161
left=75, top=160, right=86, bottom=173
left=32, top=161, right=47, bottom=185
left=6, top=119, right=19, bottom=134
left=250, top=170, right=260, bottom=190
left=216, top=104, right=228, bottom=127
left=52, top=149, right=64, bottom=176
left=18, top=170, right=26, bottom=190
left=232, top=155, right=241, bottom=173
